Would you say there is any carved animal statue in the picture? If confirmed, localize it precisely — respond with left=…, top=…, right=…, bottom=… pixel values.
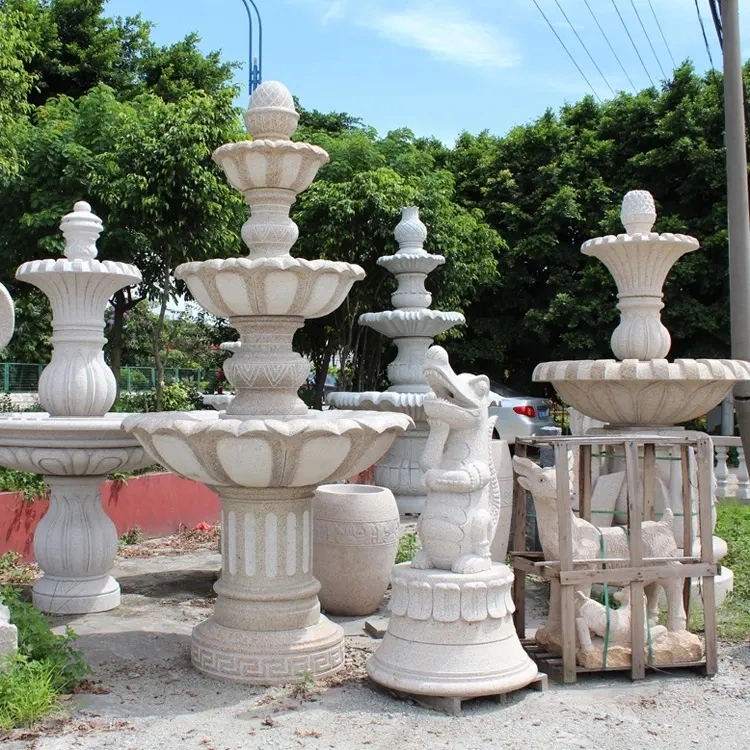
left=574, top=588, right=668, bottom=652
left=411, top=345, right=501, bottom=574
left=513, top=455, right=687, bottom=632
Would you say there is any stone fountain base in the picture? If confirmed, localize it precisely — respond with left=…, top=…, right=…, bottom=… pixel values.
left=191, top=614, right=344, bottom=684
left=33, top=575, right=120, bottom=616
left=367, top=563, right=538, bottom=698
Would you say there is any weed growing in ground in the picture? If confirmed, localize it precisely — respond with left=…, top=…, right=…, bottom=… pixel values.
left=0, top=553, right=37, bottom=586
left=0, top=654, right=59, bottom=731
left=395, top=531, right=420, bottom=564
left=118, top=526, right=144, bottom=547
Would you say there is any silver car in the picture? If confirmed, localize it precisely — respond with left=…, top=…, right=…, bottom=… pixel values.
left=488, top=381, right=556, bottom=444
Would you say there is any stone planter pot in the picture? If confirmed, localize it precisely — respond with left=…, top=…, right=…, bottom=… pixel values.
left=313, top=484, right=400, bottom=616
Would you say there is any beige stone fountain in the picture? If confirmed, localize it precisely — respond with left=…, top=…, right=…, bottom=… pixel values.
left=123, top=82, right=412, bottom=685
left=533, top=189, right=750, bottom=604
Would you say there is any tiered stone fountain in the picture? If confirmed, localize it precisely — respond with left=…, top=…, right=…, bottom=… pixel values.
left=123, top=82, right=412, bottom=684
left=533, top=190, right=750, bottom=583
left=328, top=207, right=464, bottom=514
left=0, top=202, right=152, bottom=614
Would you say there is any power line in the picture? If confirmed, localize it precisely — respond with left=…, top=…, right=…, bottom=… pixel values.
left=610, top=0, right=655, bottom=87
left=647, top=0, right=677, bottom=68
left=583, top=0, right=638, bottom=94
left=629, top=0, right=667, bottom=79
left=531, top=0, right=602, bottom=102
left=708, top=0, right=723, bottom=49
left=552, top=0, right=616, bottom=97
left=694, top=0, right=717, bottom=69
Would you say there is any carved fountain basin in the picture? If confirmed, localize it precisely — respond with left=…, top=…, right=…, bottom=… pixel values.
left=122, top=410, right=413, bottom=488
left=534, top=358, right=750, bottom=425
left=175, top=258, right=364, bottom=319
left=0, top=414, right=150, bottom=475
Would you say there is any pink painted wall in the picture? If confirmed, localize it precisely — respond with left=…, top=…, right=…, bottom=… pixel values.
left=0, top=472, right=220, bottom=562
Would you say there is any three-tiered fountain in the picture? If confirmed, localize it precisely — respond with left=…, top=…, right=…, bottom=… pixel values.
left=328, top=207, right=464, bottom=514
left=123, top=82, right=412, bottom=684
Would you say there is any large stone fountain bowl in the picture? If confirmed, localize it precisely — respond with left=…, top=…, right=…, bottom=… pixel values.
left=359, top=309, right=465, bottom=339
left=212, top=140, right=329, bottom=193
left=534, top=358, right=750, bottom=426
left=175, top=257, right=365, bottom=319
left=0, top=413, right=152, bottom=475
left=122, top=410, right=413, bottom=489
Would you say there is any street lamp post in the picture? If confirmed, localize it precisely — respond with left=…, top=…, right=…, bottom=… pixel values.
left=239, top=0, right=262, bottom=94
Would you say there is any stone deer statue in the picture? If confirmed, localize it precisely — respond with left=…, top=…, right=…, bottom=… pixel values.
left=412, top=346, right=501, bottom=574
left=513, top=456, right=687, bottom=633
left=574, top=588, right=667, bottom=652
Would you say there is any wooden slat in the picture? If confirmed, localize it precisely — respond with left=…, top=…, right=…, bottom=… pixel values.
left=680, top=445, right=693, bottom=623
left=554, top=442, right=577, bottom=684
left=537, top=554, right=703, bottom=567
left=580, top=444, right=592, bottom=522
left=512, top=442, right=529, bottom=639
left=559, top=563, right=718, bottom=586
left=697, top=437, right=718, bottom=676
left=625, top=440, right=646, bottom=680
left=643, top=443, right=656, bottom=520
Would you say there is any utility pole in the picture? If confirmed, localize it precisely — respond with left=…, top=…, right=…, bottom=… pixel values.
left=723, top=0, right=750, bottom=458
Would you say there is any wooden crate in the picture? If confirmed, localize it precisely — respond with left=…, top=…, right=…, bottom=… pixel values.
left=510, top=432, right=718, bottom=684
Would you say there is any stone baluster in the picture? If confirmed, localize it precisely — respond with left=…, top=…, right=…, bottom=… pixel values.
left=736, top=446, right=750, bottom=500
left=714, top=445, right=729, bottom=498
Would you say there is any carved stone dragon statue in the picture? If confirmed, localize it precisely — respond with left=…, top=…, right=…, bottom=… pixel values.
left=412, top=345, right=501, bottom=574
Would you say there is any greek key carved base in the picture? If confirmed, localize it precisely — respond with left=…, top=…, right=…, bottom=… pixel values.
left=191, top=614, right=345, bottom=685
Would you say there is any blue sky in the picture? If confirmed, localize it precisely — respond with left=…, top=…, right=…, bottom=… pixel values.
left=105, top=0, right=748, bottom=144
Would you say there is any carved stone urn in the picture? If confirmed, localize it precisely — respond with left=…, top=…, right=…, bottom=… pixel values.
left=313, top=483, right=400, bottom=616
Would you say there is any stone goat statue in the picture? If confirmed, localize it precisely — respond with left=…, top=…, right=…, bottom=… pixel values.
left=411, top=345, right=501, bottom=574
left=513, top=456, right=687, bottom=633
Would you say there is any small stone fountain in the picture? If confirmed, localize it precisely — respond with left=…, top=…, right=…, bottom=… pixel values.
left=328, top=207, right=464, bottom=514
left=0, top=202, right=152, bottom=614
left=123, top=82, right=412, bottom=684
left=533, top=190, right=750, bottom=591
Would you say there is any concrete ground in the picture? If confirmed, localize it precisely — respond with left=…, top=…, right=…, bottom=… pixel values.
left=4, top=543, right=750, bottom=750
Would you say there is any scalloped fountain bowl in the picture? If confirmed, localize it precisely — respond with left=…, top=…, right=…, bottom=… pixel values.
left=533, top=358, right=750, bottom=426
left=122, top=410, right=413, bottom=489
left=0, top=413, right=150, bottom=475
left=175, top=257, right=364, bottom=319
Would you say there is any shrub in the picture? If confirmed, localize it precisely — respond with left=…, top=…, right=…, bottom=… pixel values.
left=0, top=588, right=89, bottom=693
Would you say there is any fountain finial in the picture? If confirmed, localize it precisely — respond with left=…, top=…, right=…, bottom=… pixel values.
left=620, top=189, right=657, bottom=236
left=244, top=80, right=299, bottom=140
left=394, top=206, right=428, bottom=253
left=60, top=201, right=103, bottom=261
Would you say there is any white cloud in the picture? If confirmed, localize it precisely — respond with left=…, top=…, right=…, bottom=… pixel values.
left=285, top=0, right=520, bottom=70
left=364, top=3, right=520, bottom=69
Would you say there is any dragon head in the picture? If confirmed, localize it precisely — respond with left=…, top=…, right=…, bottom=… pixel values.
left=422, top=346, right=498, bottom=428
